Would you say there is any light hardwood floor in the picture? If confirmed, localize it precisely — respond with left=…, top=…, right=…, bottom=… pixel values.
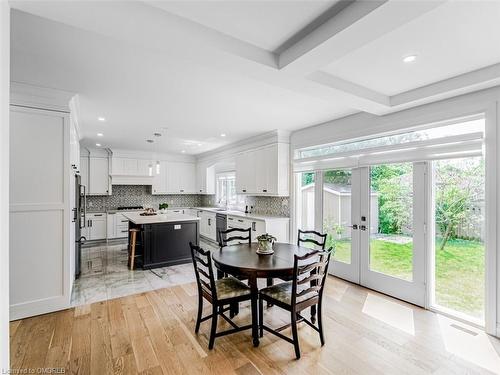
left=10, top=276, right=500, bottom=374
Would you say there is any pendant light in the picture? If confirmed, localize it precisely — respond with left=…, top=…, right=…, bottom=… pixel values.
left=154, top=132, right=162, bottom=175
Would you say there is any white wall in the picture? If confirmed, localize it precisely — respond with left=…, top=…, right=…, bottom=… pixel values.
left=291, top=86, right=500, bottom=336
left=0, top=2, right=9, bottom=370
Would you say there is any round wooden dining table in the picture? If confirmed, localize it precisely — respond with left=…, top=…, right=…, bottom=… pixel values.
left=211, top=242, right=315, bottom=347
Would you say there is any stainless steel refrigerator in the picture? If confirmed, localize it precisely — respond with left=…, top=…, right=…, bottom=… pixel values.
left=74, top=174, right=86, bottom=278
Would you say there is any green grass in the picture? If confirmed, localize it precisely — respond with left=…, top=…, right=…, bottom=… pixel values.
left=328, top=236, right=485, bottom=319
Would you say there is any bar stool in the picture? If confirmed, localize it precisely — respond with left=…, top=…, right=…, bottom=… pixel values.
left=128, top=228, right=140, bottom=270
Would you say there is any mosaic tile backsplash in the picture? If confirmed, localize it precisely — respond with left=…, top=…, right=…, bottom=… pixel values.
left=87, top=185, right=290, bottom=217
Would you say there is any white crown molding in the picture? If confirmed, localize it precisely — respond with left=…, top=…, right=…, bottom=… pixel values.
left=110, top=148, right=196, bottom=163
left=10, top=81, right=74, bottom=112
left=196, top=129, right=290, bottom=163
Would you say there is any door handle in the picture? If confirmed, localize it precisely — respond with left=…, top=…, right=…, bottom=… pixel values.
left=360, top=225, right=367, bottom=231
left=349, top=224, right=358, bottom=230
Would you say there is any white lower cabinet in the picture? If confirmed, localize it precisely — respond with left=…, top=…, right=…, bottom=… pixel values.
left=227, top=215, right=289, bottom=243
left=199, top=211, right=217, bottom=241
left=86, top=213, right=107, bottom=240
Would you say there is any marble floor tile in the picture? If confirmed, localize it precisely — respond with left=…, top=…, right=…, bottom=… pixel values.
left=72, top=239, right=206, bottom=306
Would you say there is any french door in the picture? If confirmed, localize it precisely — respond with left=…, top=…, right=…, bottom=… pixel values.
left=322, top=163, right=426, bottom=307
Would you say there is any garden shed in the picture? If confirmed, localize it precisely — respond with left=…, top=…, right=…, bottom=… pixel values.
left=300, top=183, right=379, bottom=237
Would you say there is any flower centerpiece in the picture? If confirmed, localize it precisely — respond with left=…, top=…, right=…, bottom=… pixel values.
left=256, top=233, right=277, bottom=255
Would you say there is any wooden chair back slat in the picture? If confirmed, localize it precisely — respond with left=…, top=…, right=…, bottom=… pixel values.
left=297, top=229, right=327, bottom=250
left=296, top=285, right=322, bottom=298
left=297, top=274, right=323, bottom=285
left=219, top=227, right=252, bottom=248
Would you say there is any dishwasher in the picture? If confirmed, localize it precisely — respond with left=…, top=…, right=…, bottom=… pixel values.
left=216, top=213, right=227, bottom=244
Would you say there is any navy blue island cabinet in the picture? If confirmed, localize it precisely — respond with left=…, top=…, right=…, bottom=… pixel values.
left=124, top=212, right=200, bottom=270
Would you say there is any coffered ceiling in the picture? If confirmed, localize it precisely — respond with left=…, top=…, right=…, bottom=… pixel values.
left=9, top=0, right=500, bottom=154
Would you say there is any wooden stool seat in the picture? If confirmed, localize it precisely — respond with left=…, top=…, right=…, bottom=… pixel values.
left=129, top=228, right=140, bottom=270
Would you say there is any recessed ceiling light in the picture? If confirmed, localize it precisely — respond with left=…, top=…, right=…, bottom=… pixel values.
left=98, top=117, right=106, bottom=122
left=197, top=143, right=202, bottom=146
left=95, top=143, right=101, bottom=147
left=403, top=54, right=417, bottom=63
left=181, top=150, right=186, bottom=153
left=220, top=133, right=226, bottom=137
left=97, top=133, right=103, bottom=137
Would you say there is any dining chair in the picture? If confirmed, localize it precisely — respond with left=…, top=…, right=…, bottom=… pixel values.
left=218, top=227, right=252, bottom=315
left=218, top=227, right=252, bottom=247
left=258, top=248, right=333, bottom=359
left=217, top=227, right=251, bottom=281
left=297, top=229, right=328, bottom=250
left=189, top=242, right=253, bottom=349
left=268, top=229, right=328, bottom=288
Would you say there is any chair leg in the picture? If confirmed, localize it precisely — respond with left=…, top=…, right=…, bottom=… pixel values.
left=266, top=278, right=273, bottom=307
left=311, top=304, right=317, bottom=324
left=229, top=302, right=237, bottom=318
left=195, top=294, right=203, bottom=334
left=208, top=305, right=218, bottom=350
left=318, top=302, right=325, bottom=346
left=291, top=310, right=301, bottom=359
left=259, top=297, right=264, bottom=338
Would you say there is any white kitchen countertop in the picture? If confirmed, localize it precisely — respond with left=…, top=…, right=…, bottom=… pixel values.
left=123, top=212, right=200, bottom=225
left=192, top=207, right=289, bottom=222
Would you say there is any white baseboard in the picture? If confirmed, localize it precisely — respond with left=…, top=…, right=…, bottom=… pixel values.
left=10, top=295, right=70, bottom=321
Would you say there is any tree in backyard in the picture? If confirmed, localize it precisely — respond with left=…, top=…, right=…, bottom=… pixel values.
left=435, top=158, right=484, bottom=250
left=371, top=164, right=412, bottom=234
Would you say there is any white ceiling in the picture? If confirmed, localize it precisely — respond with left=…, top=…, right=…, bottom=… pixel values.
left=9, top=0, right=500, bottom=155
left=322, top=1, right=500, bottom=96
left=10, top=7, right=353, bottom=153
left=147, top=0, right=339, bottom=52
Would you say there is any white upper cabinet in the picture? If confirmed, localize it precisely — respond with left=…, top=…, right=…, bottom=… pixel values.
left=196, top=163, right=215, bottom=194
left=235, top=151, right=256, bottom=194
left=166, top=161, right=196, bottom=194
left=112, top=157, right=138, bottom=175
left=152, top=161, right=168, bottom=194
left=152, top=161, right=196, bottom=194
left=235, top=143, right=289, bottom=196
left=88, top=157, right=109, bottom=195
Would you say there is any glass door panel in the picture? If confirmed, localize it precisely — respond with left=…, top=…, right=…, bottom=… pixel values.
left=369, top=163, right=414, bottom=281
left=322, top=169, right=353, bottom=264
left=295, top=172, right=317, bottom=249
left=324, top=168, right=360, bottom=284
left=431, top=157, right=485, bottom=323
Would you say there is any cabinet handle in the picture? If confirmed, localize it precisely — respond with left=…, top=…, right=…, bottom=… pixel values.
left=252, top=222, right=256, bottom=231
left=121, top=230, right=128, bottom=233
left=208, top=218, right=211, bottom=226
left=242, top=189, right=246, bottom=193
left=180, top=189, right=184, bottom=192
left=94, top=214, right=103, bottom=217
left=121, top=220, right=128, bottom=223
left=262, top=189, right=267, bottom=192
left=228, top=218, right=234, bottom=221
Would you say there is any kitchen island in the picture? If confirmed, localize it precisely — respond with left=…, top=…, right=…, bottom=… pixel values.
left=123, top=212, right=200, bottom=269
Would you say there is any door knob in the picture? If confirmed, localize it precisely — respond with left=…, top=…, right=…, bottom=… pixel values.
left=360, top=225, right=367, bottom=231
left=350, top=224, right=358, bottom=230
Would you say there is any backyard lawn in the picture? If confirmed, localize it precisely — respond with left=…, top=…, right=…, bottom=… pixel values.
left=330, top=237, right=485, bottom=319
